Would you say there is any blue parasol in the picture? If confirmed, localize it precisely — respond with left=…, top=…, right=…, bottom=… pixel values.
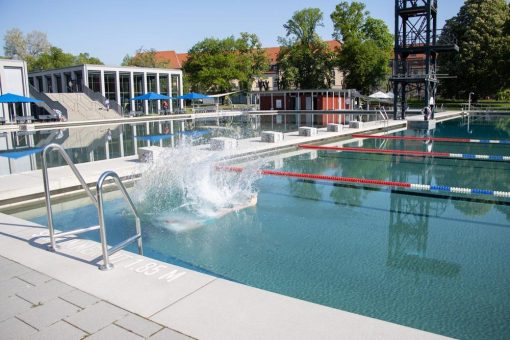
left=130, top=92, right=171, bottom=101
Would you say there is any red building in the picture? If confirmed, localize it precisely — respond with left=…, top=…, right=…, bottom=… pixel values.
left=251, top=89, right=360, bottom=125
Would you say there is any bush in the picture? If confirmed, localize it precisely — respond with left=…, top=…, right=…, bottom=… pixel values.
left=497, top=89, right=510, bottom=101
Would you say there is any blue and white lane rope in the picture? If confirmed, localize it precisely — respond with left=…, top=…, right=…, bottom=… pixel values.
left=449, top=153, right=510, bottom=161
left=410, top=184, right=510, bottom=197
left=469, top=139, right=510, bottom=144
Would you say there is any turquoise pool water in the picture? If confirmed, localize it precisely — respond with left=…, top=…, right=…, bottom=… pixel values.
left=21, top=118, right=510, bottom=339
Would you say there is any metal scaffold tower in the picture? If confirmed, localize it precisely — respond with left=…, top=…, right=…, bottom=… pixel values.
left=391, top=0, right=458, bottom=120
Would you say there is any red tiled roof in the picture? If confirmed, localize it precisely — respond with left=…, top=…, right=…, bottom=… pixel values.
left=154, top=50, right=184, bottom=69
left=154, top=40, right=342, bottom=69
left=264, top=40, right=341, bottom=64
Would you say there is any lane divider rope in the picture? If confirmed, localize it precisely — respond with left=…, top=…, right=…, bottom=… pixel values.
left=298, top=144, right=510, bottom=161
left=217, top=165, right=510, bottom=198
left=352, top=134, right=510, bottom=144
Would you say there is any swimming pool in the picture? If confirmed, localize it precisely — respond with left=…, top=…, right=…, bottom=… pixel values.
left=17, top=117, right=510, bottom=339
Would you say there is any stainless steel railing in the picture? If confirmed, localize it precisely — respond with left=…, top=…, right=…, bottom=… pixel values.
left=42, top=143, right=142, bottom=270
left=96, top=171, right=142, bottom=270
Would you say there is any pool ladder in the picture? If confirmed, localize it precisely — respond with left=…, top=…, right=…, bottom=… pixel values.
left=41, top=143, right=142, bottom=270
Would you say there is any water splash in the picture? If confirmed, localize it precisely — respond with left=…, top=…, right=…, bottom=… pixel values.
left=132, top=135, right=262, bottom=231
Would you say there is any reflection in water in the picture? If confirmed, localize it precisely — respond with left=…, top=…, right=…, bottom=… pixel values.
left=387, top=194, right=461, bottom=278
left=387, top=137, right=461, bottom=277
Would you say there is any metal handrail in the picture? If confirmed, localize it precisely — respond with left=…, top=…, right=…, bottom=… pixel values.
left=42, top=144, right=99, bottom=251
left=42, top=144, right=142, bottom=271
left=97, top=171, right=143, bottom=270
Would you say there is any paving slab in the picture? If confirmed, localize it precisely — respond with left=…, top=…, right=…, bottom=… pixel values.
left=149, top=327, right=196, bottom=340
left=64, top=300, right=129, bottom=333
left=17, top=297, right=81, bottom=330
left=85, top=323, right=143, bottom=340
left=60, top=289, right=101, bottom=309
left=16, top=279, right=75, bottom=305
left=16, top=270, right=52, bottom=286
left=0, top=261, right=31, bottom=281
left=0, top=317, right=38, bottom=339
left=116, top=313, right=163, bottom=338
left=0, top=277, right=33, bottom=299
left=0, top=295, right=33, bottom=322
left=30, top=320, right=87, bottom=340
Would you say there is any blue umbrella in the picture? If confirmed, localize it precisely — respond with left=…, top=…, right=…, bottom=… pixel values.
left=0, top=93, right=42, bottom=103
left=0, top=147, right=43, bottom=159
left=172, top=92, right=209, bottom=100
left=172, top=92, right=210, bottom=112
left=135, top=134, right=173, bottom=142
left=129, top=92, right=171, bottom=101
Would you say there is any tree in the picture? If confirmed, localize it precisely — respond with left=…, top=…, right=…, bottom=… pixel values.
left=183, top=33, right=268, bottom=93
left=439, top=0, right=510, bottom=98
left=29, top=47, right=75, bottom=71
left=331, top=2, right=393, bottom=94
left=122, top=47, right=169, bottom=68
left=74, top=53, right=102, bottom=65
left=3, top=28, right=102, bottom=71
left=26, top=31, right=51, bottom=57
left=277, top=8, right=335, bottom=89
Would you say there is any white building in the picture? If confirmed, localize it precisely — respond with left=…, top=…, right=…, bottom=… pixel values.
left=29, top=64, right=183, bottom=114
left=0, top=59, right=31, bottom=123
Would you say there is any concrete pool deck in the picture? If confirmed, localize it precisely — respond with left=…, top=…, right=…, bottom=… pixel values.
left=0, top=113, right=462, bottom=339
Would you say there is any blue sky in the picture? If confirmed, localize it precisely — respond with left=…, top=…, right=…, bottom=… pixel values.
left=0, top=0, right=466, bottom=66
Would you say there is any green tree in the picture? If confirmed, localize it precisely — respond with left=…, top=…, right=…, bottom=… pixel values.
left=439, top=0, right=510, bottom=98
left=29, top=47, right=75, bottom=71
left=277, top=8, right=335, bottom=89
left=74, top=53, right=102, bottom=65
left=331, top=2, right=393, bottom=94
left=183, top=33, right=268, bottom=93
left=122, top=47, right=169, bottom=68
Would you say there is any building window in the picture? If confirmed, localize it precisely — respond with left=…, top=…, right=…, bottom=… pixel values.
left=171, top=75, right=180, bottom=108
left=120, top=73, right=131, bottom=113
left=147, top=74, right=157, bottom=113
left=104, top=72, right=116, bottom=101
left=46, top=76, right=53, bottom=93
left=55, top=75, right=62, bottom=93
left=133, top=73, right=144, bottom=112
left=37, top=77, right=43, bottom=92
left=159, top=75, right=169, bottom=95
left=88, top=71, right=101, bottom=92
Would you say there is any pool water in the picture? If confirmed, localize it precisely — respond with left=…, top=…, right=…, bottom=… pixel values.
left=21, top=118, right=510, bottom=339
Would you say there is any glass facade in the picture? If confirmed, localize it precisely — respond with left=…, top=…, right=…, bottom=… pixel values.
left=45, top=76, right=53, bottom=93
left=171, top=75, right=180, bottom=109
left=133, top=73, right=144, bottom=112
left=120, top=73, right=131, bottom=113
left=88, top=71, right=101, bottom=92
left=147, top=73, right=157, bottom=113
left=104, top=72, right=116, bottom=101
left=55, top=75, right=62, bottom=93
left=30, top=67, right=181, bottom=114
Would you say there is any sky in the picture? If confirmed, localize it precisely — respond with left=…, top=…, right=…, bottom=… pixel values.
left=0, top=0, right=466, bottom=66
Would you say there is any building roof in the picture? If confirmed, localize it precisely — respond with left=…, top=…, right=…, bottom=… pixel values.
left=154, top=50, right=188, bottom=69
left=154, top=40, right=342, bottom=69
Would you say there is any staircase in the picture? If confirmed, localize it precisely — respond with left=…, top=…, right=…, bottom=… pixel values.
left=45, top=93, right=122, bottom=121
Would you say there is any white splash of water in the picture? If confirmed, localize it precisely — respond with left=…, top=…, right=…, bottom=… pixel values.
left=132, top=136, right=262, bottom=228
